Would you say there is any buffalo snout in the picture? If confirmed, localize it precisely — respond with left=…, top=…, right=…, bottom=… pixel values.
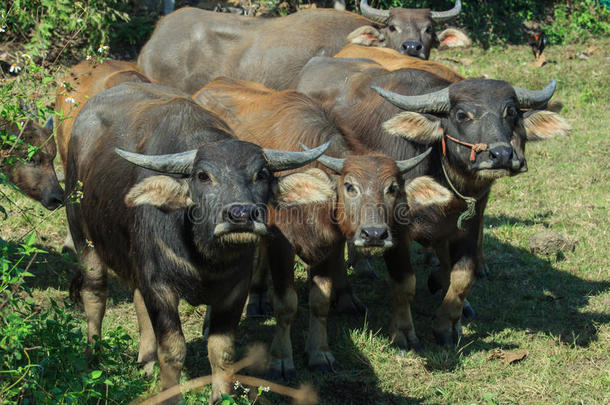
left=354, top=225, right=393, bottom=249
left=222, top=203, right=262, bottom=224
left=401, top=41, right=424, bottom=57
left=488, top=145, right=514, bottom=167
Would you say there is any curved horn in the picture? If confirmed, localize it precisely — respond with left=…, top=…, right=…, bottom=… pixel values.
left=115, top=148, right=197, bottom=175
left=371, top=85, right=450, bottom=114
left=360, top=0, right=390, bottom=24
left=299, top=143, right=344, bottom=173
left=513, top=79, right=557, bottom=109
left=431, top=0, right=461, bottom=22
left=396, top=147, right=432, bottom=173
left=263, top=141, right=330, bottom=172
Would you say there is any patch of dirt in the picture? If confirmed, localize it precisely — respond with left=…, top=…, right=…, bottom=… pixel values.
left=529, top=230, right=577, bottom=256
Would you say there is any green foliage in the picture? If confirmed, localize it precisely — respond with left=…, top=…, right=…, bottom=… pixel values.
left=546, top=0, right=610, bottom=44
left=0, top=0, right=129, bottom=58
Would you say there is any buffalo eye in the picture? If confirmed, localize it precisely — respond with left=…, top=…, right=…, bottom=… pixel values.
left=344, top=182, right=358, bottom=196
left=388, top=25, right=396, bottom=32
left=386, top=182, right=398, bottom=195
left=505, top=106, right=518, bottom=118
left=456, top=110, right=470, bottom=123
left=255, top=168, right=270, bottom=182
left=197, top=171, right=211, bottom=183
left=425, top=26, right=433, bottom=34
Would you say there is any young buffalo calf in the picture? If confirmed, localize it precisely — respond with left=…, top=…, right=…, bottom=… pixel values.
left=194, top=77, right=452, bottom=378
left=1, top=118, right=63, bottom=209
left=65, top=82, right=328, bottom=403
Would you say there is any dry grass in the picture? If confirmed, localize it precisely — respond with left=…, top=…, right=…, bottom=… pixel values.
left=1, top=39, right=609, bottom=404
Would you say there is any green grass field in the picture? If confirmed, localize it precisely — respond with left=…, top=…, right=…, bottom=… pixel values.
left=1, top=39, right=609, bottom=404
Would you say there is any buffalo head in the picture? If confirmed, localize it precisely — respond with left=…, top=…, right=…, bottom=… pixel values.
left=358, top=0, right=462, bottom=59
left=300, top=146, right=451, bottom=254
left=376, top=78, right=570, bottom=182
left=117, top=140, right=329, bottom=256
left=1, top=117, right=64, bottom=209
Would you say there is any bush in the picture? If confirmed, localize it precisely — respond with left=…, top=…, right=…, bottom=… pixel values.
left=546, top=0, right=610, bottom=44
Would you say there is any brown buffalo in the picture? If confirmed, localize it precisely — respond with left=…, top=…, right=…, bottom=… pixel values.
left=334, top=43, right=465, bottom=82
left=55, top=59, right=150, bottom=168
left=296, top=57, right=569, bottom=346
left=1, top=118, right=63, bottom=209
left=138, top=1, right=464, bottom=92
left=65, top=81, right=329, bottom=403
left=193, top=77, right=451, bottom=377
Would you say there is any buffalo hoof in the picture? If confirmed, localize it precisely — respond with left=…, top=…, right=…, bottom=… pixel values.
left=308, top=351, right=339, bottom=374
left=475, top=263, right=491, bottom=279
left=267, top=359, right=296, bottom=382
left=334, top=291, right=367, bottom=316
left=462, top=300, right=476, bottom=319
left=428, top=273, right=443, bottom=294
left=433, top=330, right=454, bottom=347
left=245, top=292, right=273, bottom=318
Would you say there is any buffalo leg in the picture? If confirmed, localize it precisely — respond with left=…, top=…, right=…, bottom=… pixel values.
left=268, top=235, right=297, bottom=381
left=384, top=238, right=421, bottom=351
left=246, top=241, right=273, bottom=317
left=79, top=249, right=108, bottom=346
left=305, top=243, right=341, bottom=372
left=433, top=240, right=476, bottom=346
left=143, top=286, right=185, bottom=404
left=134, top=288, right=157, bottom=375
left=332, top=243, right=367, bottom=315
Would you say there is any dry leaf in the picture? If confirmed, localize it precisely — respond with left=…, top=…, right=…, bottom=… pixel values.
left=487, top=349, right=528, bottom=365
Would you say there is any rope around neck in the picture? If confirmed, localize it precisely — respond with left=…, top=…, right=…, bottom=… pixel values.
left=440, top=156, right=477, bottom=229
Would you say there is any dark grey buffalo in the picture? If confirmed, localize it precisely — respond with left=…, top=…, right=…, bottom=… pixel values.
left=1, top=118, right=63, bottom=209
left=65, top=82, right=329, bottom=403
left=138, top=0, right=462, bottom=92
left=296, top=57, right=569, bottom=347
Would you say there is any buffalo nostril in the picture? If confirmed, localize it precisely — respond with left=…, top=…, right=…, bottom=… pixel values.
left=361, top=228, right=370, bottom=240
left=415, top=44, right=422, bottom=51
left=379, top=228, right=389, bottom=240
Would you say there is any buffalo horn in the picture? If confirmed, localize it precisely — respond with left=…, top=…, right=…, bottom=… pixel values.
left=360, top=0, right=390, bottom=24
left=115, top=148, right=197, bottom=175
left=371, top=85, right=450, bottom=114
left=513, top=79, right=556, bottom=109
left=431, top=0, right=461, bottom=22
left=263, top=141, right=331, bottom=172
left=396, top=147, right=432, bottom=173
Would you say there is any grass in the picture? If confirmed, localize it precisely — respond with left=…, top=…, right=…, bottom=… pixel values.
left=1, top=39, right=609, bottom=404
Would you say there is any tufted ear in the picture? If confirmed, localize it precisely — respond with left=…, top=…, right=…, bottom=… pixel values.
left=523, top=110, right=570, bottom=141
left=125, top=175, right=192, bottom=210
left=346, top=26, right=385, bottom=47
left=383, top=112, right=443, bottom=144
left=273, top=168, right=336, bottom=206
left=404, top=176, right=453, bottom=207
left=437, top=28, right=472, bottom=50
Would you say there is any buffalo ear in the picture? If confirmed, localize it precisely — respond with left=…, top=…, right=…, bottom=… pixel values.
left=383, top=112, right=443, bottom=144
left=273, top=168, right=336, bottom=206
left=346, top=26, right=385, bottom=47
left=104, top=70, right=151, bottom=89
left=404, top=176, right=453, bottom=207
left=523, top=110, right=570, bottom=141
left=437, top=28, right=472, bottom=50
left=125, top=175, right=192, bottom=210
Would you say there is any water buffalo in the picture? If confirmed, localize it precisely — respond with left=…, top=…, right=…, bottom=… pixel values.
left=138, top=0, right=463, bottom=92
left=65, top=82, right=329, bottom=403
left=296, top=58, right=569, bottom=346
left=55, top=59, right=150, bottom=168
left=1, top=118, right=63, bottom=209
left=193, top=77, right=452, bottom=376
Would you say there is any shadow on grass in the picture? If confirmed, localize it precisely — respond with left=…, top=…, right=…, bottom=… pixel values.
left=486, top=211, right=553, bottom=228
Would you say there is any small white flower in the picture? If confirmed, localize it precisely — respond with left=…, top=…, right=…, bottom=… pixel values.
left=263, top=386, right=270, bottom=392
left=86, top=55, right=92, bottom=60
left=233, top=381, right=241, bottom=390
left=0, top=26, right=6, bottom=33
left=9, top=63, right=21, bottom=73
left=97, top=44, right=109, bottom=53
left=243, top=388, right=250, bottom=394
left=65, top=97, right=76, bottom=103
left=86, top=239, right=94, bottom=248
left=76, top=190, right=84, bottom=199
left=21, top=54, right=31, bottom=60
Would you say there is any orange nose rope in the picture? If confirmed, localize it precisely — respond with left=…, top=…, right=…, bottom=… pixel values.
left=441, top=134, right=488, bottom=163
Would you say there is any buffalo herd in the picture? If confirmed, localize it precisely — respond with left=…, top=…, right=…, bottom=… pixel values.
left=2, top=0, right=571, bottom=403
